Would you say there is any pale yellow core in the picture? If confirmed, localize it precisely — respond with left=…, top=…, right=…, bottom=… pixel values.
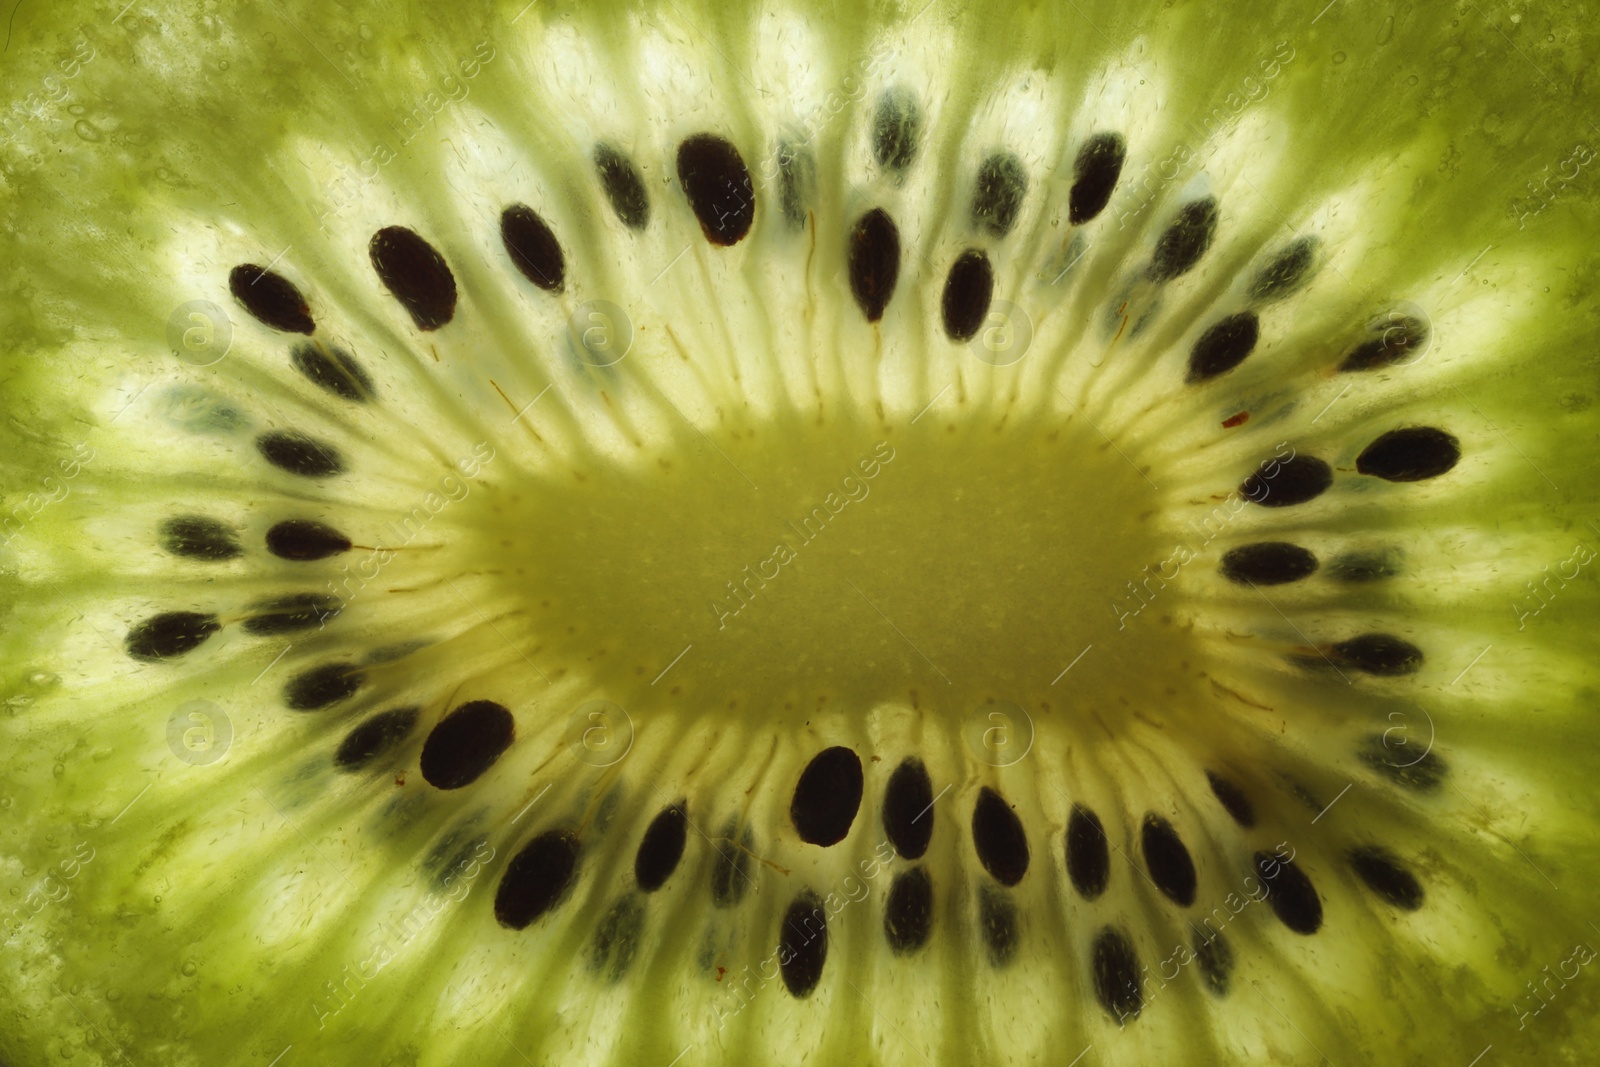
left=466, top=411, right=1184, bottom=726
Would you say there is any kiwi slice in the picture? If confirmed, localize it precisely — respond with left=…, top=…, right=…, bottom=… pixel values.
left=2, top=2, right=1598, bottom=1065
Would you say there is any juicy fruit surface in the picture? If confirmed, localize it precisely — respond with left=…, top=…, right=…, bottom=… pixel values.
left=2, top=1, right=1600, bottom=1065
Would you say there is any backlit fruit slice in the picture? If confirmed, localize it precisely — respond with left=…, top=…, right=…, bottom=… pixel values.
left=1, top=2, right=1598, bottom=1066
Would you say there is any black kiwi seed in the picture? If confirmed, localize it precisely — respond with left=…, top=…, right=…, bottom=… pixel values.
left=228, top=264, right=314, bottom=335
left=1332, top=633, right=1424, bottom=676
left=790, top=746, right=864, bottom=846
left=1340, top=314, right=1429, bottom=372
left=971, top=786, right=1029, bottom=887
left=979, top=887, right=1019, bottom=967
left=1256, top=852, right=1322, bottom=934
left=265, top=519, right=352, bottom=561
left=419, top=700, right=515, bottom=790
left=941, top=249, right=994, bottom=342
left=1186, top=312, right=1260, bottom=383
left=125, top=611, right=221, bottom=661
left=241, top=593, right=342, bottom=635
left=971, top=151, right=1027, bottom=238
left=872, top=87, right=923, bottom=174
left=1219, top=542, right=1319, bottom=585
left=1191, top=927, right=1234, bottom=996
left=1247, top=236, right=1318, bottom=302
left=634, top=803, right=688, bottom=892
left=1068, top=132, right=1126, bottom=225
left=1359, top=733, right=1446, bottom=791
left=334, top=707, right=421, bottom=771
left=495, top=829, right=580, bottom=930
left=1149, top=197, right=1220, bottom=281
left=778, top=891, right=828, bottom=997
left=776, top=140, right=815, bottom=230
left=1065, top=804, right=1111, bottom=899
left=593, top=143, right=650, bottom=230
left=711, top=822, right=755, bottom=907
left=589, top=896, right=645, bottom=981
left=500, top=203, right=566, bottom=293
left=1204, top=771, right=1256, bottom=828
left=848, top=208, right=901, bottom=323
left=368, top=225, right=458, bottom=331
left=255, top=430, right=345, bottom=479
left=882, top=757, right=935, bottom=860
left=1356, top=427, right=1462, bottom=482
left=1348, top=846, right=1425, bottom=910
left=290, top=342, right=376, bottom=403
left=883, top=866, right=933, bottom=954
left=158, top=516, right=241, bottom=561
left=1240, top=454, right=1332, bottom=508
left=1091, top=926, right=1143, bottom=1022
left=1140, top=815, right=1197, bottom=907
left=283, top=662, right=365, bottom=711
left=677, top=133, right=755, bottom=247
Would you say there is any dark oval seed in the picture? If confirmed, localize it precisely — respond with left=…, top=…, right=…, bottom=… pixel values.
left=369, top=226, right=457, bottom=331
left=883, top=866, right=933, bottom=954
left=242, top=593, right=342, bottom=635
left=1204, top=772, right=1256, bottom=828
left=125, top=611, right=219, bottom=661
left=159, top=516, right=241, bottom=561
left=1068, top=132, right=1126, bottom=225
left=1141, top=815, right=1197, bottom=907
left=882, top=757, right=935, bottom=860
left=1359, top=733, right=1446, bottom=791
left=1065, top=805, right=1110, bottom=900
left=228, top=264, right=314, bottom=335
left=594, top=143, right=650, bottom=230
left=872, top=87, right=923, bottom=174
left=1219, top=542, right=1318, bottom=585
left=1340, top=314, right=1430, bottom=372
left=265, top=519, right=352, bottom=561
left=941, top=249, right=994, bottom=342
left=500, top=203, right=566, bottom=293
left=1349, top=846, right=1425, bottom=910
left=256, top=431, right=344, bottom=479
left=979, top=888, right=1018, bottom=967
left=776, top=141, right=814, bottom=230
left=495, top=830, right=580, bottom=929
left=1186, top=312, right=1260, bottom=383
left=1149, top=197, right=1219, bottom=282
left=634, top=803, right=688, bottom=892
left=1240, top=454, right=1332, bottom=508
left=971, top=152, right=1027, bottom=238
left=290, top=342, right=375, bottom=403
left=848, top=208, right=901, bottom=323
left=335, top=707, right=420, bottom=770
left=972, top=786, right=1029, bottom=887
left=420, top=700, right=515, bottom=790
left=790, top=746, right=864, bottom=846
left=711, top=823, right=754, bottom=907
left=1356, top=427, right=1461, bottom=482
left=1333, top=633, right=1423, bottom=676
left=1192, top=927, right=1233, bottom=996
left=677, top=133, right=755, bottom=247
left=283, top=662, right=364, bottom=711
left=1257, top=851, right=1322, bottom=934
left=589, top=896, right=645, bottom=981
left=1091, top=926, right=1143, bottom=1023
left=779, top=891, right=828, bottom=997
left=1248, top=237, right=1318, bottom=302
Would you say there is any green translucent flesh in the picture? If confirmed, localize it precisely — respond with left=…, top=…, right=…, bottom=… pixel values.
left=1, top=0, right=1598, bottom=1064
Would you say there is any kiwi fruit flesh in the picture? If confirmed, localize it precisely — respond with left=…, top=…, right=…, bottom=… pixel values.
left=1, top=2, right=1599, bottom=1065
